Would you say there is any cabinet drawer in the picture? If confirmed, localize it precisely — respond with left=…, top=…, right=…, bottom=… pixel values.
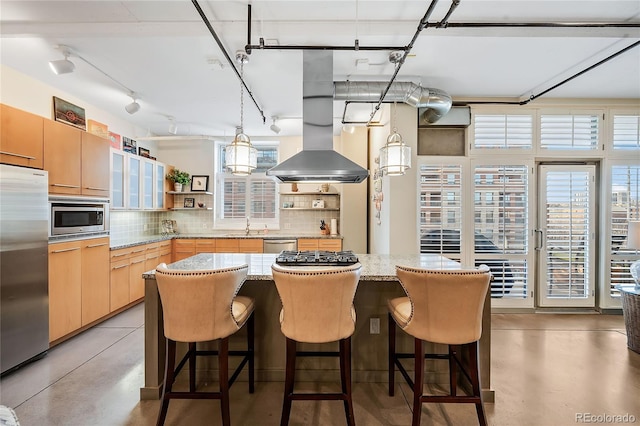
left=239, top=239, right=263, bottom=253
left=110, top=247, right=133, bottom=261
left=297, top=239, right=319, bottom=251
left=318, top=239, right=342, bottom=251
left=215, top=239, right=239, bottom=253
left=145, top=242, right=160, bottom=252
left=195, top=239, right=216, bottom=253
left=173, top=239, right=195, bottom=250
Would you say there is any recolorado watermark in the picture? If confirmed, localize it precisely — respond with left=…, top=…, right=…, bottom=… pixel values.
left=576, top=413, right=637, bottom=423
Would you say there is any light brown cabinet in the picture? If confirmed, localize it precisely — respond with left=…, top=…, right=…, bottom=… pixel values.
left=110, top=255, right=130, bottom=312
left=239, top=239, right=263, bottom=253
left=44, top=120, right=110, bottom=196
left=173, top=239, right=196, bottom=262
left=44, top=119, right=82, bottom=195
left=80, top=237, right=110, bottom=325
left=81, top=132, right=110, bottom=197
left=109, top=243, right=153, bottom=311
left=0, top=104, right=44, bottom=169
left=297, top=238, right=342, bottom=251
left=48, top=240, right=82, bottom=342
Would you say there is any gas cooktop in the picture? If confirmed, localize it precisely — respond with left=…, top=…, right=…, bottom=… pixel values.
left=275, top=250, right=359, bottom=266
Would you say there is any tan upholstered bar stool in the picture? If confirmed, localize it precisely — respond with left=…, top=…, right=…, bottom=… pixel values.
left=271, top=263, right=362, bottom=426
left=154, top=263, right=255, bottom=426
left=388, top=265, right=491, bottom=426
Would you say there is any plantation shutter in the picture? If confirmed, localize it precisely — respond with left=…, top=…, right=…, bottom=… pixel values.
left=473, top=114, right=533, bottom=149
left=540, top=114, right=599, bottom=150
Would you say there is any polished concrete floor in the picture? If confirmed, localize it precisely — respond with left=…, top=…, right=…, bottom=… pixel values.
left=1, top=304, right=639, bottom=426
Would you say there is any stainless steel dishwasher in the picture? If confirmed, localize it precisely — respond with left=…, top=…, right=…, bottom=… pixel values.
left=263, top=239, right=297, bottom=253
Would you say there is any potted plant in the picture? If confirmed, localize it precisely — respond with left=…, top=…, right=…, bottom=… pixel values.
left=166, top=169, right=191, bottom=192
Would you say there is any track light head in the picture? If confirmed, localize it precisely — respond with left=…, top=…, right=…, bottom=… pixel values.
left=270, top=117, right=281, bottom=134
left=49, top=45, right=75, bottom=75
left=125, top=100, right=140, bottom=114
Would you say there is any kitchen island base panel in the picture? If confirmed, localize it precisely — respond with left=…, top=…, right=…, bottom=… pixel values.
left=143, top=274, right=493, bottom=402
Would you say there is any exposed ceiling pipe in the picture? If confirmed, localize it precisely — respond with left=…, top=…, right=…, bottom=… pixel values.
left=456, top=40, right=640, bottom=106
left=430, top=22, right=640, bottom=29
left=365, top=0, right=447, bottom=125
left=191, top=0, right=266, bottom=123
left=334, top=81, right=452, bottom=123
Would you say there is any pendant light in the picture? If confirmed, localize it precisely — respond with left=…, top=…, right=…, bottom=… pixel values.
left=226, top=51, right=257, bottom=176
left=379, top=102, right=411, bottom=176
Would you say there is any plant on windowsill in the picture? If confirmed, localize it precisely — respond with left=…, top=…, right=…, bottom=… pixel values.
left=166, top=169, right=191, bottom=192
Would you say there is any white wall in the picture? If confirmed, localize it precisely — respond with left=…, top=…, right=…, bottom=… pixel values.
left=0, top=64, right=155, bottom=153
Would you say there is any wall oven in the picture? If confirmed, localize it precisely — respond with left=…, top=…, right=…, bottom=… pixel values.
left=49, top=196, right=109, bottom=237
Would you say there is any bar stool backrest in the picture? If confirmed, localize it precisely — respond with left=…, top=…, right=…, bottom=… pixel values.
left=395, top=265, right=491, bottom=345
left=271, top=263, right=362, bottom=343
left=155, top=263, right=249, bottom=342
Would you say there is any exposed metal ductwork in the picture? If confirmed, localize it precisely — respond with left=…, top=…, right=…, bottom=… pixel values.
left=334, top=81, right=453, bottom=124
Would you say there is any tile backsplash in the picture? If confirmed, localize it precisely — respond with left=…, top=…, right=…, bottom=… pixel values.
left=110, top=192, right=340, bottom=240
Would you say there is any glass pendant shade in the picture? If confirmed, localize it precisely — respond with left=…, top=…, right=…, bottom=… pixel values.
left=227, top=131, right=257, bottom=176
left=379, top=131, right=411, bottom=176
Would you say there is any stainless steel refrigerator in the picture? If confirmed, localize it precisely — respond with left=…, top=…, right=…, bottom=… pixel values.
left=1, top=164, right=49, bottom=374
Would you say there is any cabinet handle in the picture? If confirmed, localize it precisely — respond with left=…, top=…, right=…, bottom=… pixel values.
left=51, top=247, right=80, bottom=253
left=131, top=260, right=145, bottom=264
left=52, top=183, right=81, bottom=188
left=85, top=187, right=109, bottom=191
left=147, top=255, right=159, bottom=260
left=0, top=151, right=36, bottom=160
left=132, top=249, right=145, bottom=253
left=112, top=264, right=128, bottom=270
left=86, top=243, right=108, bottom=248
left=112, top=252, right=129, bottom=257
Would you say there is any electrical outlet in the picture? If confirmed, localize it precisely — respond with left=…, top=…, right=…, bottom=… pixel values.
left=284, top=223, right=291, bottom=229
left=370, top=318, right=380, bottom=334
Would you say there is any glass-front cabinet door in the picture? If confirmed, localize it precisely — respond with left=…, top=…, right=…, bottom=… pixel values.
left=143, top=159, right=154, bottom=209
left=111, top=150, right=125, bottom=209
left=156, top=163, right=165, bottom=209
left=128, top=156, right=141, bottom=209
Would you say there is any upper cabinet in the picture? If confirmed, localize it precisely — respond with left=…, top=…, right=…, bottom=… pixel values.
left=44, top=119, right=109, bottom=197
left=44, top=120, right=82, bottom=195
left=81, top=132, right=110, bottom=197
left=0, top=104, right=44, bottom=169
left=111, top=148, right=169, bottom=210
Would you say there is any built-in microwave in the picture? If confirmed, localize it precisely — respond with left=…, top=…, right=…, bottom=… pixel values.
left=50, top=197, right=109, bottom=236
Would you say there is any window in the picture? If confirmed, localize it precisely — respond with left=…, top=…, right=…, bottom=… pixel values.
left=215, top=142, right=279, bottom=228
left=613, top=115, right=640, bottom=150
left=473, top=114, right=533, bottom=149
left=540, top=114, right=599, bottom=150
left=609, top=164, right=640, bottom=296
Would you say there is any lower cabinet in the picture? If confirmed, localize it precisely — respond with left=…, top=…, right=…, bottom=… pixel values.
left=48, top=237, right=110, bottom=343
left=297, top=238, right=342, bottom=251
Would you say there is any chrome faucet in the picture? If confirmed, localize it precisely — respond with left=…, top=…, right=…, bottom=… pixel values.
left=245, top=217, right=250, bottom=235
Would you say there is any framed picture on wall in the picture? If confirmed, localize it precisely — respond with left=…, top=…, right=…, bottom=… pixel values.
left=191, top=175, right=209, bottom=192
left=53, top=96, right=86, bottom=130
left=184, top=198, right=195, bottom=208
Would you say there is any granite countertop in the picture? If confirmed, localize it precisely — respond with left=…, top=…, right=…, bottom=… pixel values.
left=110, top=232, right=342, bottom=250
left=142, top=253, right=463, bottom=281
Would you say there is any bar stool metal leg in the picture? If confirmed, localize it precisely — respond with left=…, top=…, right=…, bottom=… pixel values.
left=219, top=337, right=231, bottom=426
left=157, top=339, right=176, bottom=426
left=468, top=341, right=487, bottom=426
left=388, top=313, right=396, bottom=397
left=281, top=337, right=297, bottom=426
left=412, top=338, right=424, bottom=426
left=340, top=337, right=355, bottom=426
left=248, top=313, right=255, bottom=394
left=189, top=342, right=196, bottom=393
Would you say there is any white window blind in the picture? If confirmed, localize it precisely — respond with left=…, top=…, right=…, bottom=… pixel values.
left=216, top=143, right=279, bottom=227
left=419, top=164, right=462, bottom=256
left=609, top=165, right=640, bottom=296
left=474, top=165, right=529, bottom=299
left=540, top=114, right=599, bottom=150
left=473, top=114, right=533, bottom=149
left=613, top=115, right=640, bottom=150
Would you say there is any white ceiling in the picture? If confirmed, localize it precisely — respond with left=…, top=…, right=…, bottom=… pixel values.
left=1, top=1, right=639, bottom=138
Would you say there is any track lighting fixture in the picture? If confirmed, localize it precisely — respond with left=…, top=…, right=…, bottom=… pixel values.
left=49, top=46, right=75, bottom=75
left=270, top=117, right=281, bottom=134
left=168, top=117, right=178, bottom=135
left=125, top=93, right=140, bottom=115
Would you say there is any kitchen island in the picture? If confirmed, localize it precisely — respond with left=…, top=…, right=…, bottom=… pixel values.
left=141, top=253, right=493, bottom=402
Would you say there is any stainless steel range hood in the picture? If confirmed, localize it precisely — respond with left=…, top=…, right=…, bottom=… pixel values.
left=267, top=51, right=369, bottom=183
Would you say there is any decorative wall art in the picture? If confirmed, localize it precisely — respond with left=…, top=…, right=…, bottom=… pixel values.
left=138, top=147, right=151, bottom=158
left=53, top=96, right=86, bottom=130
left=108, top=132, right=121, bottom=150
left=184, top=198, right=195, bottom=208
left=191, top=175, right=209, bottom=192
left=87, top=119, right=109, bottom=138
left=122, top=137, right=137, bottom=154
left=372, top=156, right=384, bottom=225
